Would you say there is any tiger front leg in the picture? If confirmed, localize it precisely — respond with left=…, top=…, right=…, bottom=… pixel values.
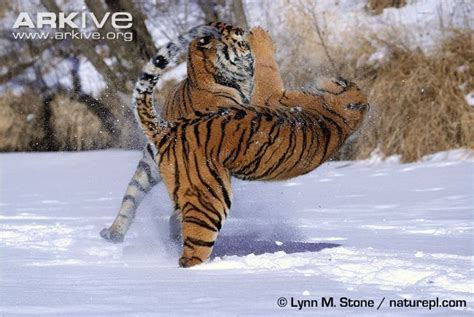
left=248, top=26, right=284, bottom=105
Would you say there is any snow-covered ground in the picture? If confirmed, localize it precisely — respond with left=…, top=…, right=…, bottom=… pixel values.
left=0, top=151, right=472, bottom=316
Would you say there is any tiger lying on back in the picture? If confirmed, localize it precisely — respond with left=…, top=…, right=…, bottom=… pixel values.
left=101, top=22, right=265, bottom=243
left=134, top=30, right=369, bottom=266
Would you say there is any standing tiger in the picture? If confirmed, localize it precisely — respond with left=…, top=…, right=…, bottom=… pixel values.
left=134, top=32, right=369, bottom=266
left=101, top=23, right=283, bottom=243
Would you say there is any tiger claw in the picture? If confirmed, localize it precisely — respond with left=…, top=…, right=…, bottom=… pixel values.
left=100, top=227, right=124, bottom=243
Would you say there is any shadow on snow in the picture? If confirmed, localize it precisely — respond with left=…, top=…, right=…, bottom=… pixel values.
left=211, top=235, right=340, bottom=258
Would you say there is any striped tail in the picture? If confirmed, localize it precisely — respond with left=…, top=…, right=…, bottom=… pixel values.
left=133, top=25, right=219, bottom=141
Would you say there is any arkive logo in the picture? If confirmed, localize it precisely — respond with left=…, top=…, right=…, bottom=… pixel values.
left=13, top=12, right=133, bottom=29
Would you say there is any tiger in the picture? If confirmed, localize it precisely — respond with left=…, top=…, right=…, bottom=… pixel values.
left=101, top=23, right=283, bottom=243
left=134, top=31, right=369, bottom=267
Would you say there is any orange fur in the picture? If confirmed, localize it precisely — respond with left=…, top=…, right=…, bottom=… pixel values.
left=139, top=76, right=369, bottom=267
left=247, top=27, right=284, bottom=104
left=133, top=25, right=369, bottom=268
left=103, top=23, right=279, bottom=244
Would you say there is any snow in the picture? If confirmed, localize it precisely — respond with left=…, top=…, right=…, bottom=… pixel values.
left=246, top=0, right=472, bottom=56
left=421, top=149, right=474, bottom=162
left=155, top=62, right=188, bottom=90
left=465, top=92, right=474, bottom=107
left=78, top=57, right=107, bottom=98
left=1, top=150, right=472, bottom=315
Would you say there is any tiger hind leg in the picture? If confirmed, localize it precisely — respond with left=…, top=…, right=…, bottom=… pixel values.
left=179, top=199, right=228, bottom=267
left=100, top=143, right=160, bottom=243
left=168, top=174, right=231, bottom=267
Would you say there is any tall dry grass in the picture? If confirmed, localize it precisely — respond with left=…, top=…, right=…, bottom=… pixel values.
left=352, top=32, right=474, bottom=161
left=0, top=91, right=143, bottom=152
left=0, top=80, right=182, bottom=152
left=50, top=95, right=113, bottom=151
left=1, top=2, right=472, bottom=160
left=0, top=90, right=44, bottom=151
left=277, top=4, right=473, bottom=162
left=366, top=0, right=407, bottom=15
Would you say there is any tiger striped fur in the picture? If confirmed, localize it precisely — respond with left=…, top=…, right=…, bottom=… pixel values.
left=135, top=73, right=369, bottom=267
left=100, top=23, right=262, bottom=243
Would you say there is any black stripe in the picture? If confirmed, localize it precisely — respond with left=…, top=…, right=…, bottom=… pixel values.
left=193, top=123, right=201, bottom=147
left=189, top=256, right=203, bottom=262
left=235, top=119, right=280, bottom=176
left=182, top=201, right=219, bottom=221
left=153, top=55, right=169, bottom=69
left=140, top=72, right=156, bottom=81
left=184, top=240, right=194, bottom=249
left=146, top=143, right=155, bottom=158
left=122, top=195, right=136, bottom=206
left=130, top=179, right=147, bottom=193
left=186, top=237, right=215, bottom=248
left=189, top=208, right=222, bottom=231
left=224, top=128, right=246, bottom=166
left=234, top=109, right=247, bottom=120
left=172, top=140, right=181, bottom=205
left=183, top=216, right=218, bottom=232
left=259, top=120, right=296, bottom=178
left=138, top=160, right=158, bottom=187
left=206, top=164, right=231, bottom=209
left=192, top=154, right=220, bottom=202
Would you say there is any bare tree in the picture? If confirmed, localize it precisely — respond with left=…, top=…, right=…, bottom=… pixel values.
left=232, top=0, right=248, bottom=28
left=0, top=0, right=251, bottom=151
left=197, top=0, right=248, bottom=28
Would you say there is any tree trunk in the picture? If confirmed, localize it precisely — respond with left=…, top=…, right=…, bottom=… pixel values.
left=232, top=0, right=248, bottom=28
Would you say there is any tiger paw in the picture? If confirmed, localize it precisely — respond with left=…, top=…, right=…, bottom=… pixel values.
left=179, top=256, right=204, bottom=268
left=248, top=26, right=275, bottom=53
left=100, top=227, right=124, bottom=243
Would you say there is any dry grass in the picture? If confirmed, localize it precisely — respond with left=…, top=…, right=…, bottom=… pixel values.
left=0, top=82, right=180, bottom=152
left=278, top=4, right=473, bottom=162
left=351, top=31, right=474, bottom=162
left=1, top=2, right=472, bottom=160
left=0, top=91, right=140, bottom=152
left=50, top=95, right=112, bottom=151
left=366, top=0, right=407, bottom=15
left=0, top=91, right=114, bottom=151
left=0, top=90, right=44, bottom=151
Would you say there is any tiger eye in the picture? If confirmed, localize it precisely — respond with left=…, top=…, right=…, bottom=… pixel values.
left=198, top=36, right=212, bottom=46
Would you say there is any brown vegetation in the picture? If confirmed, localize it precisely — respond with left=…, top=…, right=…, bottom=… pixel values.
left=0, top=91, right=44, bottom=151
left=1, top=1, right=472, bottom=162
left=1, top=31, right=472, bottom=161
left=278, top=3, right=473, bottom=162
left=0, top=0, right=249, bottom=152
left=351, top=32, right=474, bottom=162
left=0, top=90, right=142, bottom=151
left=366, top=0, right=407, bottom=15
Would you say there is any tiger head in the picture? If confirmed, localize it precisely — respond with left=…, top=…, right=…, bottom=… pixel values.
left=314, top=77, right=369, bottom=132
left=187, top=22, right=255, bottom=103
